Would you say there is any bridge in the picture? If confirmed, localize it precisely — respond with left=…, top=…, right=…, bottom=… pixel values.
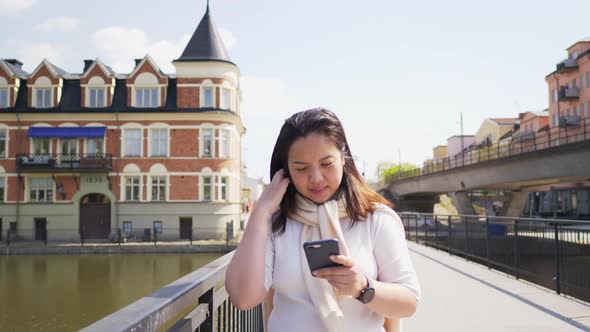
left=81, top=214, right=590, bottom=332
left=380, top=119, right=590, bottom=216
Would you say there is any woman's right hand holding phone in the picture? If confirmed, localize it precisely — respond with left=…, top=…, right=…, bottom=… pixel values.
left=254, top=169, right=290, bottom=217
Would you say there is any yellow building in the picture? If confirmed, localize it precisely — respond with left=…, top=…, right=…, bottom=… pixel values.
left=433, top=145, right=448, bottom=160
left=475, top=118, right=518, bottom=146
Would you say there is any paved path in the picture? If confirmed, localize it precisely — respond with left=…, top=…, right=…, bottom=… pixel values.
left=405, top=242, right=590, bottom=332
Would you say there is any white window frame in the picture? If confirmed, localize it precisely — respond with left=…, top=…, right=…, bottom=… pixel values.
left=28, top=177, right=54, bottom=202
left=201, top=86, right=215, bottom=108
left=88, top=87, right=106, bottom=108
left=200, top=128, right=214, bottom=158
left=553, top=114, right=559, bottom=127
left=123, top=128, right=143, bottom=157
left=149, top=128, right=169, bottom=157
left=220, top=88, right=231, bottom=110
left=31, top=138, right=52, bottom=155
left=201, top=175, right=213, bottom=201
left=0, top=176, right=6, bottom=203
left=59, top=138, right=79, bottom=155
left=0, top=128, right=7, bottom=158
left=150, top=175, right=168, bottom=201
left=218, top=176, right=229, bottom=201
left=134, top=87, right=159, bottom=108
left=34, top=88, right=52, bottom=108
left=85, top=137, right=105, bottom=155
left=0, top=88, right=8, bottom=108
left=218, top=128, right=230, bottom=158
left=153, top=220, right=163, bottom=234
left=122, top=221, right=133, bottom=234
left=124, top=176, right=141, bottom=201
left=552, top=88, right=558, bottom=103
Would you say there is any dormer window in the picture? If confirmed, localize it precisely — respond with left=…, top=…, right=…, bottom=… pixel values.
left=84, top=76, right=110, bottom=108
left=35, top=88, right=52, bottom=108
left=202, top=87, right=214, bottom=107
left=0, top=88, right=8, bottom=108
left=135, top=87, right=159, bottom=108
left=129, top=69, right=165, bottom=108
left=88, top=88, right=106, bottom=107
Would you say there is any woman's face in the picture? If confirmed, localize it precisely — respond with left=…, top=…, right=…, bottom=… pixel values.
left=287, top=132, right=345, bottom=204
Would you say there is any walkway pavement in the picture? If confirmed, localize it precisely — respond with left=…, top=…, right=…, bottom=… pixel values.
left=405, top=242, right=590, bottom=332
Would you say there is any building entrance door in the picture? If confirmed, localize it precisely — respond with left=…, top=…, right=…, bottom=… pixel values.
left=35, top=218, right=47, bottom=241
left=180, top=217, right=193, bottom=240
left=80, top=194, right=111, bottom=239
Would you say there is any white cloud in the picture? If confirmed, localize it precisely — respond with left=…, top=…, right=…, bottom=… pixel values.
left=240, top=76, right=302, bottom=180
left=0, top=0, right=37, bottom=14
left=34, top=17, right=80, bottom=33
left=20, top=42, right=65, bottom=72
left=219, top=27, right=236, bottom=50
left=91, top=26, right=238, bottom=73
left=91, top=26, right=190, bottom=73
left=240, top=76, right=299, bottom=116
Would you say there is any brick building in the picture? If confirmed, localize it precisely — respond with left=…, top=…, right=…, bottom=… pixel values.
left=0, top=5, right=245, bottom=241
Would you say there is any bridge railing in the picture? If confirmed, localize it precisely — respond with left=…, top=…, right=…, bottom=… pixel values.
left=389, top=116, right=589, bottom=182
left=81, top=251, right=264, bottom=332
left=399, top=212, right=590, bottom=304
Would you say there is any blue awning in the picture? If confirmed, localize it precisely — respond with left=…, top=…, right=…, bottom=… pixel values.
left=28, top=127, right=106, bottom=138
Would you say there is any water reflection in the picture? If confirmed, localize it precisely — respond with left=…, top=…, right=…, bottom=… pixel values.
left=0, top=253, right=222, bottom=331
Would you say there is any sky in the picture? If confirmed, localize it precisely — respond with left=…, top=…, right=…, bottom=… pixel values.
left=1, top=0, right=589, bottom=182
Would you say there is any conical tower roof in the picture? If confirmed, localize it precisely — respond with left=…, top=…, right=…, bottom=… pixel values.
left=176, top=2, right=234, bottom=65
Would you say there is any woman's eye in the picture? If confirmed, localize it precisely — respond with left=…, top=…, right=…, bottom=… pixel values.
left=321, top=162, right=334, bottom=167
left=294, top=168, right=307, bottom=171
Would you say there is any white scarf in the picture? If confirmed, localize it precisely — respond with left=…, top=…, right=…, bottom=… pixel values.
left=288, top=194, right=349, bottom=332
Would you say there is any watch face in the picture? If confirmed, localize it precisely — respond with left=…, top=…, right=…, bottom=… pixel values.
left=362, top=288, right=375, bottom=303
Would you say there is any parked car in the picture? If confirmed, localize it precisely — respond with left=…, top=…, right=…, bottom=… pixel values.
left=400, top=212, right=435, bottom=229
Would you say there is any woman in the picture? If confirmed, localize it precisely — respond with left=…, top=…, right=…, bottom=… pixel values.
left=226, top=108, right=420, bottom=332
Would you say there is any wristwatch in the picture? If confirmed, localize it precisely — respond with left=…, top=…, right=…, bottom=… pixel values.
left=356, top=275, right=375, bottom=304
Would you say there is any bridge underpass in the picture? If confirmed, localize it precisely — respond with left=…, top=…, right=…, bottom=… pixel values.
left=381, top=141, right=590, bottom=215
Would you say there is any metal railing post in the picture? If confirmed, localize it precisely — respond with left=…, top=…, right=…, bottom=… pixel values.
left=414, top=215, right=418, bottom=243
left=424, top=215, right=429, bottom=245
left=198, top=288, right=214, bottom=332
left=153, top=227, right=157, bottom=246
left=553, top=223, right=562, bottom=294
left=485, top=216, right=490, bottom=269
left=434, top=215, right=439, bottom=250
left=513, top=219, right=519, bottom=279
left=448, top=215, right=452, bottom=255
left=464, top=216, right=469, bottom=259
left=80, top=227, right=85, bottom=246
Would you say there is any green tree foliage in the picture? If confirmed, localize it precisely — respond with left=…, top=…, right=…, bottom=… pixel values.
left=378, top=162, right=419, bottom=182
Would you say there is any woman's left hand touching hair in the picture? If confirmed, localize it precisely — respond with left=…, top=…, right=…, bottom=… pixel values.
left=312, top=255, right=367, bottom=298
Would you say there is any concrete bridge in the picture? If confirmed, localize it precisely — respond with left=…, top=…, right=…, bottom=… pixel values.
left=381, top=130, right=590, bottom=216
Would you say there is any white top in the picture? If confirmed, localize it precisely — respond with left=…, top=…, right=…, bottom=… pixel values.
left=264, top=209, right=421, bottom=332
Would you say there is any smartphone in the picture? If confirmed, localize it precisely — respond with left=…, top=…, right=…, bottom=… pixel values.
left=303, top=239, right=342, bottom=274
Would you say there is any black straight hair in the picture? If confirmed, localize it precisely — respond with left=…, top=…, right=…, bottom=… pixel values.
left=269, top=107, right=392, bottom=234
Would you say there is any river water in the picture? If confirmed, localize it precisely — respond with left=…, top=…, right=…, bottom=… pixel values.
left=0, top=253, right=223, bottom=331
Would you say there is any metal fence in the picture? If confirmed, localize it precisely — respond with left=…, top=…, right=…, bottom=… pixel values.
left=81, top=252, right=264, bottom=332
left=389, top=116, right=590, bottom=182
left=400, top=212, right=590, bottom=303
left=2, top=223, right=237, bottom=247
left=16, top=153, right=113, bottom=172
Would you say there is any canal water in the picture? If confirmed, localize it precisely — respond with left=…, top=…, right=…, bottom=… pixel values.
left=0, top=253, right=223, bottom=331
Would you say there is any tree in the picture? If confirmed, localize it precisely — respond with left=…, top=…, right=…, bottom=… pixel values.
left=378, top=162, right=419, bottom=183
